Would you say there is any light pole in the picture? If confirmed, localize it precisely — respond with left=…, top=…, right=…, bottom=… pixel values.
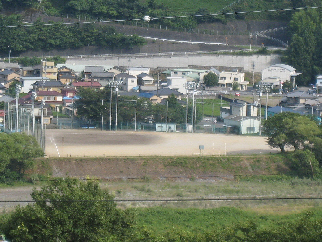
left=101, top=99, right=104, bottom=130
left=115, top=87, right=118, bottom=131
left=31, top=91, right=37, bottom=135
left=124, top=99, right=137, bottom=131
left=15, top=84, right=21, bottom=132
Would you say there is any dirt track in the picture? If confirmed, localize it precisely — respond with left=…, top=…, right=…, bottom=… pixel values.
left=45, top=129, right=278, bottom=157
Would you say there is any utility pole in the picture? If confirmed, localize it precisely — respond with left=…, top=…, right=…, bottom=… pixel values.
left=15, top=84, right=21, bottom=132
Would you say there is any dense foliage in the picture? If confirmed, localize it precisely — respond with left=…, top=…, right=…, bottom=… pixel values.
left=263, top=112, right=322, bottom=177
left=1, top=178, right=134, bottom=241
left=203, top=72, right=219, bottom=87
left=284, top=8, right=322, bottom=85
left=0, top=15, right=146, bottom=55
left=0, top=132, right=43, bottom=183
left=75, top=88, right=201, bottom=126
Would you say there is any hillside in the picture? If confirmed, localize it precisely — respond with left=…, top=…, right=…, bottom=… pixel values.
left=35, top=155, right=289, bottom=181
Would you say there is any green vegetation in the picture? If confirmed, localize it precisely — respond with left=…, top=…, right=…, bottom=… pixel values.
left=75, top=89, right=202, bottom=125
left=203, top=72, right=219, bottom=87
left=0, top=178, right=134, bottom=241
left=132, top=207, right=322, bottom=240
left=284, top=8, right=322, bottom=85
left=0, top=15, right=146, bottom=55
left=0, top=132, right=43, bottom=184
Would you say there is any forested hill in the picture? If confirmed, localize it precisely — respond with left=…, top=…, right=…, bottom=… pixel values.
left=1, top=0, right=322, bottom=86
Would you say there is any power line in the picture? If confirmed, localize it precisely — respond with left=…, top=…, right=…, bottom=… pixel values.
left=1, top=196, right=321, bottom=203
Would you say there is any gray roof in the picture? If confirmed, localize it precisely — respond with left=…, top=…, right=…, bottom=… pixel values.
left=270, top=64, right=296, bottom=72
left=0, top=95, right=14, bottom=102
left=85, top=66, right=105, bottom=73
left=0, top=69, right=14, bottom=75
left=151, top=88, right=183, bottom=96
left=33, top=81, right=64, bottom=87
left=92, top=72, right=115, bottom=78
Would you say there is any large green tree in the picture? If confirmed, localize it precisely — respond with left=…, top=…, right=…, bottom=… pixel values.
left=262, top=112, right=321, bottom=152
left=0, top=132, right=43, bottom=182
left=284, top=9, right=321, bottom=86
left=203, top=72, right=219, bottom=87
left=2, top=178, right=134, bottom=241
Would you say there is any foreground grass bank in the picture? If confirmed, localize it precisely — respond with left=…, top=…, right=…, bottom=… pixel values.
left=130, top=206, right=322, bottom=241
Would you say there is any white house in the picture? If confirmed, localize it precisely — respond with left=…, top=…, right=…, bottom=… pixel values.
left=115, top=73, right=137, bottom=92
left=261, top=64, right=301, bottom=88
left=128, top=67, right=150, bottom=77
left=166, top=77, right=187, bottom=94
left=224, top=116, right=261, bottom=134
left=218, top=70, right=249, bottom=90
left=170, top=68, right=208, bottom=82
left=20, top=77, right=50, bottom=93
left=316, top=75, right=322, bottom=93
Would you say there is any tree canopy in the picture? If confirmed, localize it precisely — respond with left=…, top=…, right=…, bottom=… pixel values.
left=0, top=132, right=43, bottom=183
left=203, top=72, right=219, bottom=87
left=284, top=9, right=322, bottom=86
left=1, top=178, right=134, bottom=241
left=263, top=112, right=321, bottom=152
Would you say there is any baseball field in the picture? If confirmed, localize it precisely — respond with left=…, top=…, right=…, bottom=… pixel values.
left=45, top=129, right=278, bottom=157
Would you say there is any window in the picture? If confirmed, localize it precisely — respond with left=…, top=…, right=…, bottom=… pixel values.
left=234, top=78, right=238, bottom=82
left=247, top=127, right=255, bottom=133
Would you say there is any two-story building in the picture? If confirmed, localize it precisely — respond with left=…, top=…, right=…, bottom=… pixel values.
left=115, top=73, right=137, bottom=92
left=218, top=70, right=249, bottom=90
left=262, top=64, right=301, bottom=89
left=41, top=61, right=58, bottom=80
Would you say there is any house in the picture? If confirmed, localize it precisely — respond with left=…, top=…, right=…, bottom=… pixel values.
left=169, top=68, right=208, bottom=82
left=316, top=75, right=322, bottom=94
left=33, top=80, right=64, bottom=93
left=137, top=73, right=154, bottom=86
left=283, top=91, right=316, bottom=106
left=262, top=64, right=301, bottom=89
left=166, top=77, right=187, bottom=94
left=90, top=72, right=116, bottom=87
left=115, top=73, right=137, bottom=92
left=84, top=66, right=105, bottom=81
left=218, top=70, right=249, bottom=90
left=21, top=65, right=41, bottom=77
left=0, top=69, right=20, bottom=83
left=57, top=66, right=78, bottom=85
left=20, top=77, right=50, bottom=93
left=61, top=88, right=77, bottom=98
left=151, top=88, right=183, bottom=101
left=128, top=67, right=150, bottom=77
left=224, top=116, right=261, bottom=134
left=72, top=81, right=102, bottom=90
left=41, top=61, right=58, bottom=80
left=220, top=100, right=259, bottom=119
left=0, top=62, right=20, bottom=72
left=259, top=77, right=282, bottom=91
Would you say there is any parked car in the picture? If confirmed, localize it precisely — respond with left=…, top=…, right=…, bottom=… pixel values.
left=235, top=92, right=240, bottom=96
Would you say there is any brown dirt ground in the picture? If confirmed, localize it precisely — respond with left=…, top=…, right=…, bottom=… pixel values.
left=45, top=129, right=277, bottom=157
left=44, top=129, right=279, bottom=179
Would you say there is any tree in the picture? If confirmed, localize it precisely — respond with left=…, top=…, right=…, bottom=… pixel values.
left=0, top=132, right=43, bottom=182
left=75, top=88, right=110, bottom=123
left=262, top=112, right=321, bottom=152
left=284, top=9, right=321, bottom=85
left=203, top=72, right=219, bottom=87
left=2, top=178, right=134, bottom=241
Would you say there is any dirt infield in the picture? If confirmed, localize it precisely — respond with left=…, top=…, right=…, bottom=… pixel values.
left=45, top=129, right=278, bottom=157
